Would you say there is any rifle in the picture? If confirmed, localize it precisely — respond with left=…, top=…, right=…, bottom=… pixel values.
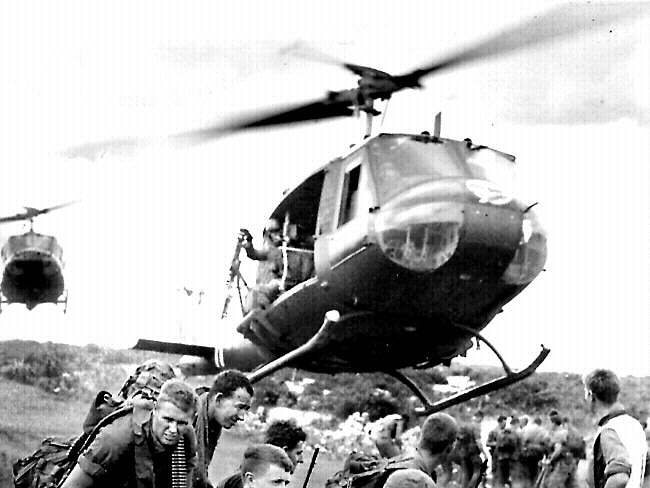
left=534, top=456, right=551, bottom=488
left=221, top=231, right=248, bottom=318
left=302, top=446, right=320, bottom=488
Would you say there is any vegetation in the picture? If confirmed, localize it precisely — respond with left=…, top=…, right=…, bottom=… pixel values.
left=254, top=365, right=650, bottom=432
left=0, top=340, right=179, bottom=399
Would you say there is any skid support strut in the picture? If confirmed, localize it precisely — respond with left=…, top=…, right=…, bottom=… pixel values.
left=246, top=310, right=341, bottom=384
left=387, top=323, right=550, bottom=416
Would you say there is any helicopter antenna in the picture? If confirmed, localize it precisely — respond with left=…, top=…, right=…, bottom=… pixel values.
left=364, top=101, right=374, bottom=138
left=434, top=112, right=442, bottom=139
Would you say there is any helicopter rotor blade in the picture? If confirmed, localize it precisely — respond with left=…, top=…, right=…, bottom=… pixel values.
left=281, top=41, right=394, bottom=80
left=170, top=97, right=355, bottom=146
left=280, top=41, right=347, bottom=67
left=0, top=200, right=80, bottom=225
left=390, top=2, right=648, bottom=90
left=177, top=2, right=646, bottom=141
left=61, top=2, right=647, bottom=160
left=60, top=137, right=153, bottom=162
left=31, top=200, right=80, bottom=216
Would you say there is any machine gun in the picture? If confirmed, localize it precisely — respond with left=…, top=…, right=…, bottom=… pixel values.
left=221, top=231, right=249, bottom=318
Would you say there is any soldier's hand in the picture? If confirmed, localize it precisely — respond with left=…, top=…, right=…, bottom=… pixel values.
left=239, top=228, right=253, bottom=247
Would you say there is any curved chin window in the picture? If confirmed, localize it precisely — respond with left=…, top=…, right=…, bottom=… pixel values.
left=375, top=203, right=464, bottom=272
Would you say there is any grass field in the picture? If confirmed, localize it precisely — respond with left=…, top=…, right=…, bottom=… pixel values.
left=0, top=379, right=90, bottom=484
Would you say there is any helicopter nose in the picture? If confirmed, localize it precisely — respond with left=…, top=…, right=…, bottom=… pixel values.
left=373, top=182, right=546, bottom=281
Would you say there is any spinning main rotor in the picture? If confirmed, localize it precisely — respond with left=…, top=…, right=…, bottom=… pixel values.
left=61, top=2, right=644, bottom=161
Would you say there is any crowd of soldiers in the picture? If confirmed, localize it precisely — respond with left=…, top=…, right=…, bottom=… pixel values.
left=49, top=365, right=647, bottom=488
left=483, top=411, right=585, bottom=488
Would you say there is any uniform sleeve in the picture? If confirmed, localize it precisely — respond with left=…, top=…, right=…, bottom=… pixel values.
left=600, top=428, right=632, bottom=479
left=77, top=418, right=132, bottom=479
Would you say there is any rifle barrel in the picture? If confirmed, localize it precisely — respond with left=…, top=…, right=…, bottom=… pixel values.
left=302, top=446, right=320, bottom=488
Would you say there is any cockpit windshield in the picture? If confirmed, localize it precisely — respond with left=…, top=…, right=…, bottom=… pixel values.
left=367, top=135, right=516, bottom=204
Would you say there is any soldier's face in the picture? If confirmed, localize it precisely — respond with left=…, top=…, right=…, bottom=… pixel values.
left=285, top=441, right=305, bottom=467
left=267, top=229, right=282, bottom=246
left=245, top=464, right=291, bottom=488
left=152, top=401, right=194, bottom=448
left=210, top=387, right=252, bottom=429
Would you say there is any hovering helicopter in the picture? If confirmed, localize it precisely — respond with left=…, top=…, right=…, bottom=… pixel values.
left=65, top=3, right=640, bottom=415
left=0, top=202, right=76, bottom=313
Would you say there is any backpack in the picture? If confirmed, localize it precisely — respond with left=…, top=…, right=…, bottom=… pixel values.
left=12, top=360, right=176, bottom=488
left=325, top=453, right=417, bottom=488
left=564, top=429, right=586, bottom=460
left=12, top=406, right=133, bottom=488
left=12, top=437, right=76, bottom=488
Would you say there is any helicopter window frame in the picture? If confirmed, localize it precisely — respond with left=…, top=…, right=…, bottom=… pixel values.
left=271, top=170, right=325, bottom=249
left=336, top=153, right=372, bottom=228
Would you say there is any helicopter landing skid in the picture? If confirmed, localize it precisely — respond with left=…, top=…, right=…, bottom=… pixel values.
left=386, top=344, right=550, bottom=417
left=246, top=310, right=342, bottom=384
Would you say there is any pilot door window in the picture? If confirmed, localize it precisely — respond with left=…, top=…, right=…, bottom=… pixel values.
left=338, top=158, right=371, bottom=227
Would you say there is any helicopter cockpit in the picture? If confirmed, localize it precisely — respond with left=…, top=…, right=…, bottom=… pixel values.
left=367, top=134, right=516, bottom=205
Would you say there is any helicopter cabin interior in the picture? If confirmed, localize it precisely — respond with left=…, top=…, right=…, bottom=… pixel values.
left=267, top=147, right=375, bottom=251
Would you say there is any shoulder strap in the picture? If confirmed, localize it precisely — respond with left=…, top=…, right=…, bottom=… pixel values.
left=56, top=405, right=134, bottom=488
left=132, top=417, right=153, bottom=488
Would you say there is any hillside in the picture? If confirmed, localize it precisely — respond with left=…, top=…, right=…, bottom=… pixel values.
left=1, top=339, right=649, bottom=425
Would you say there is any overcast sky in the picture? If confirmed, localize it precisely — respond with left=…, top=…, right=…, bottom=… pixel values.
left=0, top=1, right=648, bottom=377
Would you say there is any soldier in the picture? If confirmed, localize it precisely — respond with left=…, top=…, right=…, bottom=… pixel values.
left=518, top=417, right=550, bottom=488
left=61, top=379, right=199, bottom=488
left=494, top=416, right=521, bottom=488
left=371, top=413, right=410, bottom=458
left=240, top=219, right=314, bottom=313
left=217, top=419, right=307, bottom=488
left=385, top=412, right=459, bottom=486
left=488, top=415, right=508, bottom=478
left=450, top=423, right=487, bottom=488
left=240, top=220, right=284, bottom=312
left=239, top=444, right=293, bottom=488
left=542, top=412, right=575, bottom=488
left=470, top=411, right=490, bottom=461
left=193, top=370, right=254, bottom=488
left=584, top=368, right=647, bottom=488
left=384, top=469, right=436, bottom=488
